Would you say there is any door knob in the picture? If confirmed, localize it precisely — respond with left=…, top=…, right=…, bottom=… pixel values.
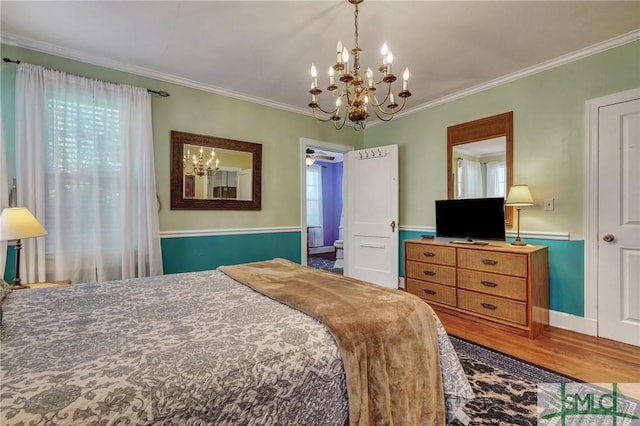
left=602, top=233, right=615, bottom=243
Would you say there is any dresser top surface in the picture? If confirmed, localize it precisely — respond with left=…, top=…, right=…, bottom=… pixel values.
left=406, top=238, right=547, bottom=254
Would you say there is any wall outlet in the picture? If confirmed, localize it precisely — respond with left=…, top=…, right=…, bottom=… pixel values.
left=544, top=198, right=555, bottom=211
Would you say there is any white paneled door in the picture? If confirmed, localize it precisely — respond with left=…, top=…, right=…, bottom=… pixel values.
left=597, top=97, right=640, bottom=346
left=344, top=145, right=398, bottom=288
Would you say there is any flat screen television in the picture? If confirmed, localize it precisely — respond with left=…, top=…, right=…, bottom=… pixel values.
left=435, top=197, right=506, bottom=242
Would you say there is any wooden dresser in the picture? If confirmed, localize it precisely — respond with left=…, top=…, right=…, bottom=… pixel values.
left=404, top=238, right=549, bottom=338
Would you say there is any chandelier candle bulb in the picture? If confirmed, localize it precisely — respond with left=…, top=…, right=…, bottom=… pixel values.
left=403, top=68, right=409, bottom=91
left=310, top=64, right=318, bottom=88
left=342, top=48, right=349, bottom=72
left=386, top=51, right=393, bottom=74
left=337, top=40, right=343, bottom=63
left=381, top=42, right=388, bottom=65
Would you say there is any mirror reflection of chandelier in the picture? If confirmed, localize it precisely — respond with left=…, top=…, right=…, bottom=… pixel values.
left=308, top=0, right=412, bottom=130
left=184, top=146, right=220, bottom=176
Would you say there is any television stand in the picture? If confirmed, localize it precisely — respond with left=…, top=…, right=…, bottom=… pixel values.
left=404, top=238, right=549, bottom=339
left=450, top=240, right=489, bottom=246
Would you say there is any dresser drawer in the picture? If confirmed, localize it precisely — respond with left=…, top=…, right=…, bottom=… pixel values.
left=406, top=279, right=457, bottom=307
left=458, top=249, right=527, bottom=277
left=458, top=289, right=527, bottom=325
left=405, top=260, right=456, bottom=287
left=405, top=243, right=456, bottom=266
left=458, top=269, right=527, bottom=301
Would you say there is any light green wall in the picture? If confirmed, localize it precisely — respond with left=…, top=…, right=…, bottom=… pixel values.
left=0, top=44, right=364, bottom=233
left=2, top=41, right=639, bottom=319
left=365, top=40, right=640, bottom=237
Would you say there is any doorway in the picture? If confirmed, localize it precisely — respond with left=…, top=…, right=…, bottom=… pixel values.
left=300, top=139, right=353, bottom=272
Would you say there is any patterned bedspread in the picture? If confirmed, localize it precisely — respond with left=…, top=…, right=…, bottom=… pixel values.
left=0, top=269, right=472, bottom=425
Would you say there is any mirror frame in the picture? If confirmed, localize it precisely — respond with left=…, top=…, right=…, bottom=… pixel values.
left=171, top=130, right=262, bottom=210
left=447, top=111, right=513, bottom=227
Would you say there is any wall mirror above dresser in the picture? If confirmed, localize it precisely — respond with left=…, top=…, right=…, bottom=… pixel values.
left=447, top=112, right=513, bottom=226
left=171, top=131, right=262, bottom=210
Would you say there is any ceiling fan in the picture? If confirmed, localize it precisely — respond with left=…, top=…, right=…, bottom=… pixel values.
left=306, top=148, right=335, bottom=165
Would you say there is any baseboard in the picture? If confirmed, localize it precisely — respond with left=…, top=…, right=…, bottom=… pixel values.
left=549, top=310, right=598, bottom=336
left=309, top=246, right=334, bottom=255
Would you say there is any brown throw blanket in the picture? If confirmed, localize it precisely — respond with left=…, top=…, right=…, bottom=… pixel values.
left=219, top=258, right=445, bottom=426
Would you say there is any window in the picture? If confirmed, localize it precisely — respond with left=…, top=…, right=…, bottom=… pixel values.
left=16, top=63, right=162, bottom=283
left=45, top=95, right=123, bottom=255
left=306, top=165, right=324, bottom=248
left=486, top=161, right=506, bottom=198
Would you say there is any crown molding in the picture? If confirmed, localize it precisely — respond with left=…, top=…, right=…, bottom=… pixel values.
left=3, top=29, right=639, bottom=122
left=369, top=29, right=640, bottom=127
left=0, top=33, right=306, bottom=116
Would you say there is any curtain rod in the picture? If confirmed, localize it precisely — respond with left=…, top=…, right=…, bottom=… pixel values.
left=3, top=57, right=170, bottom=97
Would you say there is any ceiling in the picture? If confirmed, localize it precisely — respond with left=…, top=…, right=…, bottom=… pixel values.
left=1, top=1, right=639, bottom=122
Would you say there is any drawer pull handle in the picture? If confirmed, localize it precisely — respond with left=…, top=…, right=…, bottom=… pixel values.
left=423, top=271, right=436, bottom=277
left=481, top=303, right=498, bottom=310
left=481, top=259, right=498, bottom=266
left=423, top=289, right=436, bottom=295
left=423, top=251, right=436, bottom=257
left=480, top=281, right=498, bottom=288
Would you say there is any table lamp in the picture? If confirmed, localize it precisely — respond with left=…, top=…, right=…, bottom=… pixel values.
left=0, top=207, right=48, bottom=289
left=505, top=185, right=534, bottom=246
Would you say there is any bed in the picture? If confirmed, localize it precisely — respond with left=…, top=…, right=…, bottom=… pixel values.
left=0, top=259, right=473, bottom=425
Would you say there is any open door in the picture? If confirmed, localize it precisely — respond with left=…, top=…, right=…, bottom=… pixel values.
left=344, top=145, right=399, bottom=288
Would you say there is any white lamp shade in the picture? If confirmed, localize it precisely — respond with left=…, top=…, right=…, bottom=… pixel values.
left=0, top=207, right=48, bottom=241
left=505, top=185, right=534, bottom=206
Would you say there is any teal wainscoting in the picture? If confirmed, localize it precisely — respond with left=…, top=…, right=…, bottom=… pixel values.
left=398, top=230, right=585, bottom=317
left=161, top=230, right=302, bottom=274
left=3, top=231, right=301, bottom=281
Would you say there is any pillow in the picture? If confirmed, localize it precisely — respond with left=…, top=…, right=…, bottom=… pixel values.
left=0, top=278, right=10, bottom=302
left=0, top=279, right=8, bottom=324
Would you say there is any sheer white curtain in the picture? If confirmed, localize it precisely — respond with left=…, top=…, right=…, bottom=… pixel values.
left=15, top=63, right=163, bottom=284
left=457, top=158, right=483, bottom=199
left=486, top=160, right=506, bottom=198
left=0, top=106, right=8, bottom=279
left=306, top=164, right=324, bottom=248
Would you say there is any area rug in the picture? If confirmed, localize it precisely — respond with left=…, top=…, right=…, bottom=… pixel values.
left=450, top=335, right=578, bottom=425
left=307, top=257, right=343, bottom=274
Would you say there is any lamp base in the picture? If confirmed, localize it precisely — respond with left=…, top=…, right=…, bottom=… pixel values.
left=510, top=239, right=527, bottom=247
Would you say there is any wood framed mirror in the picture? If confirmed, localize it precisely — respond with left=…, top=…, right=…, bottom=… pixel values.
left=447, top=112, right=513, bottom=226
left=171, top=131, right=262, bottom=210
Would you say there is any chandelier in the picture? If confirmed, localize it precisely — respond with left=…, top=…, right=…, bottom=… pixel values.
left=308, top=0, right=411, bottom=130
left=184, top=146, right=220, bottom=176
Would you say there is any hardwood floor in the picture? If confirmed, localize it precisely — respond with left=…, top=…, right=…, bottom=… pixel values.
left=437, top=310, right=640, bottom=386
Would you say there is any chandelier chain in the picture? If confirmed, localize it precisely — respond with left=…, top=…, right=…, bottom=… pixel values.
left=354, top=4, right=359, bottom=51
